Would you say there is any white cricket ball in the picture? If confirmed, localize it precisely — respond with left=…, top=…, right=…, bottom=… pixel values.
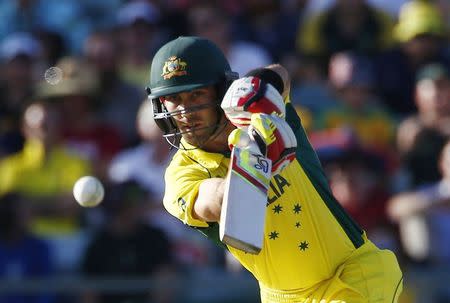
left=44, top=66, right=63, bottom=85
left=73, top=176, right=104, bottom=207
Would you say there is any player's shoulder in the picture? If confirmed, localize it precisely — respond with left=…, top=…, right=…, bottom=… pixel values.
left=165, top=148, right=225, bottom=182
left=165, top=150, right=190, bottom=177
left=170, top=146, right=228, bottom=169
left=166, top=149, right=202, bottom=170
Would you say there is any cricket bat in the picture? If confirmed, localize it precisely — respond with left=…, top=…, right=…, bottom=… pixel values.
left=220, top=145, right=272, bottom=254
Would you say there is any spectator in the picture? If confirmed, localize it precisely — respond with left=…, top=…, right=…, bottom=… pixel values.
left=297, top=0, right=394, bottom=69
left=186, top=1, right=271, bottom=76
left=0, top=101, right=92, bottom=199
left=407, top=63, right=450, bottom=136
left=0, top=32, right=42, bottom=108
left=303, top=0, right=408, bottom=17
left=313, top=51, right=398, bottom=157
left=395, top=63, right=450, bottom=188
left=0, top=101, right=92, bottom=272
left=0, top=32, right=43, bottom=157
left=116, top=0, right=166, bottom=88
left=313, top=128, right=398, bottom=250
left=108, top=100, right=171, bottom=200
left=281, top=52, right=335, bottom=114
left=108, top=101, right=222, bottom=268
left=232, top=0, right=307, bottom=61
left=36, top=56, right=125, bottom=178
left=83, top=30, right=145, bottom=146
left=388, top=139, right=450, bottom=265
left=375, top=0, right=450, bottom=115
left=81, top=181, right=176, bottom=303
left=0, top=193, right=54, bottom=303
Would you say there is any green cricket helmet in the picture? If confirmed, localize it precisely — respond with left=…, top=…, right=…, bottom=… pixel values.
left=146, top=36, right=238, bottom=148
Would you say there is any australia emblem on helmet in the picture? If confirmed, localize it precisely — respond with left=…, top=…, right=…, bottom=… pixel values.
left=161, top=56, right=188, bottom=79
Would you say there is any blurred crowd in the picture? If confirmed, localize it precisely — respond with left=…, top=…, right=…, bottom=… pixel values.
left=1, top=0, right=450, bottom=302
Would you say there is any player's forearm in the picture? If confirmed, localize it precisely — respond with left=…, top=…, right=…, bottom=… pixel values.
left=193, top=177, right=226, bottom=222
left=388, top=191, right=439, bottom=221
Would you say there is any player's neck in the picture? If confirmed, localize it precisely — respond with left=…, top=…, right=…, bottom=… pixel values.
left=201, top=119, right=235, bottom=154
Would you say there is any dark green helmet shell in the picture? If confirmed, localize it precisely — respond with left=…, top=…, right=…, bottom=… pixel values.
left=147, top=36, right=237, bottom=98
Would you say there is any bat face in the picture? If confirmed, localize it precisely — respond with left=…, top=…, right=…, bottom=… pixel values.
left=220, top=146, right=272, bottom=254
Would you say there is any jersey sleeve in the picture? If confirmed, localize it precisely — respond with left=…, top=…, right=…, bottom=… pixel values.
left=163, top=158, right=209, bottom=228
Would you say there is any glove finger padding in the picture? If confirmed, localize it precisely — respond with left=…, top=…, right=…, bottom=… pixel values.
left=228, top=128, right=262, bottom=155
left=228, top=128, right=251, bottom=150
left=227, top=128, right=272, bottom=187
left=221, top=76, right=286, bottom=128
left=248, top=113, right=297, bottom=174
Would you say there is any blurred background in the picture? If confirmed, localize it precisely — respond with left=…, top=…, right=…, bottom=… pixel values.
left=0, top=0, right=450, bottom=302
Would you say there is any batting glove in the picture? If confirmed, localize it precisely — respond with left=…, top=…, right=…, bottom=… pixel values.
left=227, top=128, right=272, bottom=190
left=221, top=76, right=286, bottom=128
left=228, top=128, right=261, bottom=155
left=248, top=113, right=297, bottom=174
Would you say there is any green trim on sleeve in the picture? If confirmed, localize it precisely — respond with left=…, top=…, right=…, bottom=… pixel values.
left=285, top=103, right=365, bottom=248
left=193, top=222, right=228, bottom=250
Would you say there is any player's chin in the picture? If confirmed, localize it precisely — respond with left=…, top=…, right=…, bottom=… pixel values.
left=182, top=131, right=211, bottom=147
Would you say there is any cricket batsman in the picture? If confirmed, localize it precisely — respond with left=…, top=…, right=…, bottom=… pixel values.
left=146, top=36, right=403, bottom=302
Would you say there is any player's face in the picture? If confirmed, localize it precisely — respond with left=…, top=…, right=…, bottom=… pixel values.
left=161, top=86, right=220, bottom=146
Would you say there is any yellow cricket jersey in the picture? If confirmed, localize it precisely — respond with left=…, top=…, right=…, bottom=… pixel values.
left=0, top=139, right=91, bottom=197
left=163, top=104, right=402, bottom=299
left=0, top=139, right=92, bottom=235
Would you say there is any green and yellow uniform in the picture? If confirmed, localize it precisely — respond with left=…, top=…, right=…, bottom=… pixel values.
left=0, top=138, right=92, bottom=235
left=143, top=34, right=402, bottom=303
left=164, top=103, right=402, bottom=302
left=164, top=101, right=402, bottom=301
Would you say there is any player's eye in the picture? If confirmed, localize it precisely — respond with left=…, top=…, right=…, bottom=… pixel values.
left=161, top=94, right=180, bottom=104
left=191, top=90, right=205, bottom=98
